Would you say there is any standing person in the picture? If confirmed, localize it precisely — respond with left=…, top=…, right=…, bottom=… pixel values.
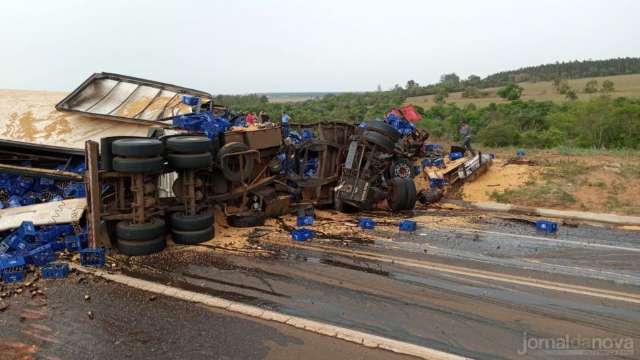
left=257, top=110, right=266, bottom=124
left=459, top=121, right=475, bottom=155
left=281, top=111, right=290, bottom=137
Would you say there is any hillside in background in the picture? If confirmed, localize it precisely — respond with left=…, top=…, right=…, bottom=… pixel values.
left=217, top=57, right=640, bottom=150
left=407, top=73, right=640, bottom=108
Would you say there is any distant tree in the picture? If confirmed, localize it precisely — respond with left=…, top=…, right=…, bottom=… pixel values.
left=497, top=83, right=523, bottom=100
left=406, top=80, right=418, bottom=89
left=440, top=73, right=460, bottom=89
left=584, top=80, right=599, bottom=94
left=465, top=75, right=481, bottom=86
left=565, top=89, right=578, bottom=100
left=601, top=80, right=615, bottom=94
left=553, top=79, right=571, bottom=94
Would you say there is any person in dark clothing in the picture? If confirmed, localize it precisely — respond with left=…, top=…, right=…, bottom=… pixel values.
left=459, top=121, right=475, bottom=155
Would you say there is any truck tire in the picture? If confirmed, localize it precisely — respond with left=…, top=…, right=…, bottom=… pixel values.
left=172, top=226, right=214, bottom=245
left=112, top=138, right=163, bottom=157
left=116, top=218, right=165, bottom=241
left=388, top=177, right=407, bottom=211
left=403, top=178, right=417, bottom=209
left=167, top=152, right=212, bottom=169
left=363, top=131, right=395, bottom=153
left=118, top=236, right=166, bottom=256
left=219, top=142, right=254, bottom=182
left=112, top=156, right=164, bottom=173
left=166, top=136, right=211, bottom=154
left=363, top=121, right=401, bottom=143
left=227, top=213, right=266, bottom=227
left=170, top=210, right=214, bottom=231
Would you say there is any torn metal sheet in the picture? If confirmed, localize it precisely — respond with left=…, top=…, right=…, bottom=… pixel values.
left=0, top=198, right=86, bottom=232
left=56, top=72, right=213, bottom=125
left=0, top=89, right=151, bottom=150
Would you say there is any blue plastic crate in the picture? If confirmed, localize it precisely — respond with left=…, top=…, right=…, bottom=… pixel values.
left=399, top=220, right=417, bottom=232
left=29, top=250, right=57, bottom=266
left=429, top=178, right=445, bottom=188
left=449, top=152, right=464, bottom=161
left=296, top=215, right=315, bottom=226
left=432, top=158, right=445, bottom=168
left=2, top=270, right=25, bottom=283
left=80, top=248, right=106, bottom=267
left=358, top=218, right=376, bottom=230
left=181, top=95, right=200, bottom=106
left=17, top=221, right=36, bottom=237
left=64, top=235, right=84, bottom=252
left=535, top=220, right=558, bottom=233
left=41, top=262, right=70, bottom=279
left=291, top=228, right=315, bottom=242
left=0, top=255, right=25, bottom=274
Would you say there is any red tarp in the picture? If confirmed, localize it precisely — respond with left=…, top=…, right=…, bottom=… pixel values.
left=399, top=105, right=422, bottom=122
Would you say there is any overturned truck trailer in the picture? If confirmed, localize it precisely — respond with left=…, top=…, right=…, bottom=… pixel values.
left=2, top=73, right=421, bottom=256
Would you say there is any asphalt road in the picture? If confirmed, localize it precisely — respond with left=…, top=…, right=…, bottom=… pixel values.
left=0, top=274, right=412, bottom=360
left=3, top=209, right=639, bottom=359
left=122, top=209, right=640, bottom=359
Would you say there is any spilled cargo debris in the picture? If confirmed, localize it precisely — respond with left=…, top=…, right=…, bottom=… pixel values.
left=0, top=71, right=495, bottom=279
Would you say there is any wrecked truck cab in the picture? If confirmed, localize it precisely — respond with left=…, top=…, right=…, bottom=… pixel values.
left=335, top=120, right=427, bottom=212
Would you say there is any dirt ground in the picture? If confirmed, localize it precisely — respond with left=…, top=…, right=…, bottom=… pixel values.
left=456, top=148, right=640, bottom=216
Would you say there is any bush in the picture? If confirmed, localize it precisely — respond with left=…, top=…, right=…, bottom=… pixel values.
left=497, top=84, right=524, bottom=100
left=584, top=80, right=599, bottom=94
left=478, top=121, right=521, bottom=147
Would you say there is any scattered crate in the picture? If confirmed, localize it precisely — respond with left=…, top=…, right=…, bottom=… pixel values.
left=449, top=152, right=464, bottom=161
left=358, top=218, right=376, bottom=230
left=399, top=220, right=417, bottom=232
left=291, top=228, right=315, bottom=242
left=429, top=178, right=445, bottom=188
left=2, top=269, right=25, bottom=283
left=535, top=220, right=558, bottom=233
left=41, top=262, right=70, bottom=279
left=296, top=215, right=315, bottom=226
left=80, top=248, right=106, bottom=267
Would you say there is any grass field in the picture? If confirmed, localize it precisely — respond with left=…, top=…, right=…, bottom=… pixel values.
left=407, top=74, right=640, bottom=108
left=459, top=147, right=640, bottom=216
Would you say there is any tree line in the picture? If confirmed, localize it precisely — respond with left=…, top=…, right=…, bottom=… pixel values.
left=216, top=57, right=640, bottom=149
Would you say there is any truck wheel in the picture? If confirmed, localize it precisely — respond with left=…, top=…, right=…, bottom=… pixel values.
left=167, top=152, right=212, bottom=169
left=363, top=131, right=395, bottom=153
left=170, top=210, right=214, bottom=231
left=116, top=218, right=165, bottom=241
left=219, top=142, right=255, bottom=182
left=166, top=136, right=211, bottom=154
left=118, top=236, right=166, bottom=256
left=391, top=158, right=413, bottom=179
left=112, top=138, right=163, bottom=157
left=363, top=121, right=401, bottom=143
left=388, top=177, right=407, bottom=211
left=112, top=156, right=164, bottom=173
left=227, top=213, right=266, bottom=227
left=172, top=226, right=214, bottom=245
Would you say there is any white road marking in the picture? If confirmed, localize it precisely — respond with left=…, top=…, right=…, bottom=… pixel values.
left=425, top=227, right=640, bottom=253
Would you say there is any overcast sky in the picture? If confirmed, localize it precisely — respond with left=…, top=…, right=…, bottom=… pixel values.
left=0, top=0, right=638, bottom=94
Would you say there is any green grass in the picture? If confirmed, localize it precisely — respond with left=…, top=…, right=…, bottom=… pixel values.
left=407, top=74, right=640, bottom=108
left=490, top=183, right=577, bottom=207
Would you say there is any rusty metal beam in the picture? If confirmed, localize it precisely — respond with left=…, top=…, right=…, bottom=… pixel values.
left=84, top=140, right=102, bottom=248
